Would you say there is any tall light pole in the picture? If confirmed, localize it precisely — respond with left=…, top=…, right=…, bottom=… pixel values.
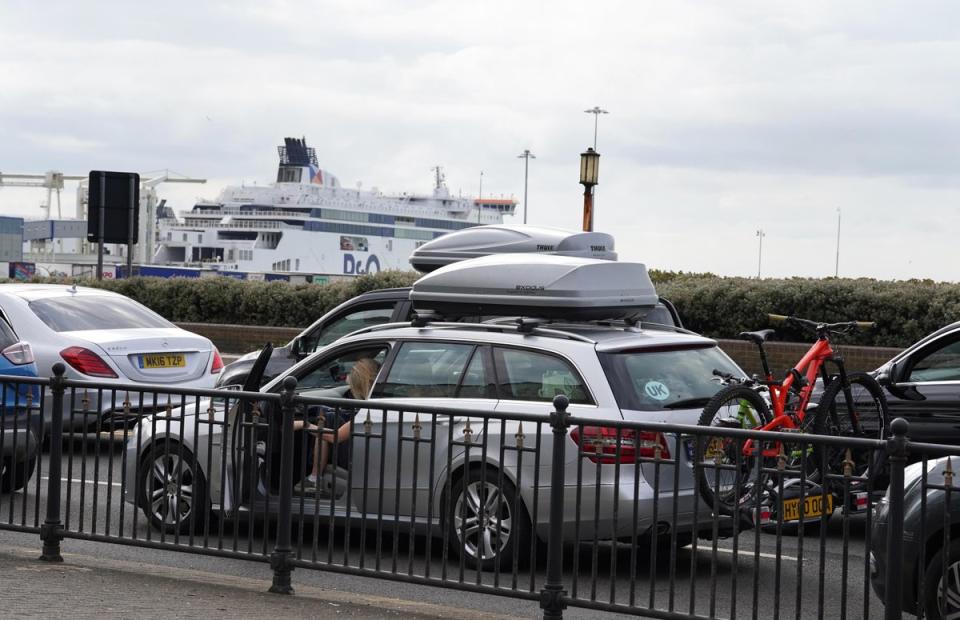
left=517, top=149, right=536, bottom=224
left=477, top=170, right=484, bottom=224
left=834, top=207, right=841, bottom=278
left=756, top=229, right=766, bottom=278
left=580, top=148, right=600, bottom=231
left=584, top=106, right=609, bottom=150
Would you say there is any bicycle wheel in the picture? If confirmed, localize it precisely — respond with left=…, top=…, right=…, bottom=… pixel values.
left=813, top=372, right=890, bottom=488
left=696, top=386, right=772, bottom=516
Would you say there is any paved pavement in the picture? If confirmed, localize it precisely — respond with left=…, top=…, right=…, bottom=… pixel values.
left=0, top=541, right=521, bottom=619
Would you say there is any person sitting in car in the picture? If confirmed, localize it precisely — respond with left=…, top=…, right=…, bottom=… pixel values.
left=295, top=358, right=378, bottom=494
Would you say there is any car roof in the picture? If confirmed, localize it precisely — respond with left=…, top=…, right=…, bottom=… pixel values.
left=0, top=283, right=124, bottom=302
left=334, top=321, right=715, bottom=353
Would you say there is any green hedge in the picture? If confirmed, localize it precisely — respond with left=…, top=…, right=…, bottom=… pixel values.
left=18, top=271, right=957, bottom=348
left=656, top=275, right=957, bottom=348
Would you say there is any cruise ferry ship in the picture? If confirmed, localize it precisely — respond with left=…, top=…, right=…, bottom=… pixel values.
left=153, top=138, right=516, bottom=277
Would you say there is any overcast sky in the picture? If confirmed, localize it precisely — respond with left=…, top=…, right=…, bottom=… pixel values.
left=2, top=1, right=959, bottom=280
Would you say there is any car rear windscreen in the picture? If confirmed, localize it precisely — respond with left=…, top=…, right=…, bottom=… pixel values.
left=29, top=296, right=175, bottom=332
left=599, top=345, right=743, bottom=411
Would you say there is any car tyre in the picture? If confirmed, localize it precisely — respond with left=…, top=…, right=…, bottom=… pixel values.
left=139, top=443, right=209, bottom=534
left=447, top=465, right=530, bottom=572
left=924, top=538, right=960, bottom=620
left=1, top=454, right=37, bottom=493
left=696, top=386, right=772, bottom=517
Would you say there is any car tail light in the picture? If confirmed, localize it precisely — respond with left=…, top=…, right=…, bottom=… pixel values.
left=569, top=426, right=671, bottom=464
left=60, top=346, right=118, bottom=378
left=2, top=342, right=34, bottom=365
left=210, top=348, right=224, bottom=374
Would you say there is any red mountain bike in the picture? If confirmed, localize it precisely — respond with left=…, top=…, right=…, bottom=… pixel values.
left=696, top=314, right=890, bottom=518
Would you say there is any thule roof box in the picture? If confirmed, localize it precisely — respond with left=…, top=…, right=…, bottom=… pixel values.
left=409, top=225, right=616, bottom=273
left=410, top=254, right=658, bottom=321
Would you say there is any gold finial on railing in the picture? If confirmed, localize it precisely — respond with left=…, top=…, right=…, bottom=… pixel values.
left=25, top=389, right=33, bottom=408
left=122, top=392, right=132, bottom=417
left=251, top=402, right=261, bottom=418
left=945, top=458, right=955, bottom=488
left=206, top=401, right=216, bottom=422
left=363, top=411, right=372, bottom=435
left=653, top=440, right=663, bottom=462
left=412, top=414, right=422, bottom=440
left=165, top=403, right=173, bottom=418
left=462, top=419, right=473, bottom=443
left=842, top=449, right=855, bottom=478
left=81, top=390, right=90, bottom=411
left=515, top=423, right=525, bottom=450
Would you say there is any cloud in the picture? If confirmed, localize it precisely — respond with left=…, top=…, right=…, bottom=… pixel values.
left=2, top=0, right=960, bottom=281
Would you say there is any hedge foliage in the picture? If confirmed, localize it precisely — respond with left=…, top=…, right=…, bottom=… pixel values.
left=656, top=275, right=957, bottom=348
left=17, top=270, right=958, bottom=348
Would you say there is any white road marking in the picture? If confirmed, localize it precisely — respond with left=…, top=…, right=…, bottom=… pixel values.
left=706, top=546, right=799, bottom=562
left=41, top=476, right=123, bottom=488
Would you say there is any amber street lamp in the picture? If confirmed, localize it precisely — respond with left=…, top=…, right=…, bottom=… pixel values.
left=579, top=148, right=600, bottom=231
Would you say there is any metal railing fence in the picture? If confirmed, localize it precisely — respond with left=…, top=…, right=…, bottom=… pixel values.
left=0, top=365, right=955, bottom=619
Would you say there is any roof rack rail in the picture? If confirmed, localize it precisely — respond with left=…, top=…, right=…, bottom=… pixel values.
left=343, top=318, right=598, bottom=344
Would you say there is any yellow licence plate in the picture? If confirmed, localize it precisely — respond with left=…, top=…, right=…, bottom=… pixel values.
left=782, top=494, right=834, bottom=521
left=139, top=354, right=186, bottom=369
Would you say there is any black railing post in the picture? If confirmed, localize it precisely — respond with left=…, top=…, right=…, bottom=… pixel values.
left=541, top=395, right=570, bottom=620
left=884, top=417, right=909, bottom=620
left=40, top=363, right=66, bottom=562
left=269, top=376, right=297, bottom=594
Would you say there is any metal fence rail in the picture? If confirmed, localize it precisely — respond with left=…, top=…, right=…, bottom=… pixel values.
left=0, top=366, right=957, bottom=619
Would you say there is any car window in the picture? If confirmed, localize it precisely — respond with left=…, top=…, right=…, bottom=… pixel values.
left=457, top=347, right=493, bottom=398
left=598, top=345, right=741, bottom=411
left=374, top=341, right=474, bottom=399
left=0, top=319, right=17, bottom=349
left=29, top=296, right=174, bottom=331
left=494, top=347, right=592, bottom=405
left=305, top=305, right=396, bottom=353
left=907, top=338, right=960, bottom=382
left=295, top=345, right=388, bottom=392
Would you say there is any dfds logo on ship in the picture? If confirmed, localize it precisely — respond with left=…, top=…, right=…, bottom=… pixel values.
left=343, top=253, right=381, bottom=275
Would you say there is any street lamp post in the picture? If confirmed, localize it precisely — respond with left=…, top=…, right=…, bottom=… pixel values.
left=834, top=207, right=841, bottom=278
left=580, top=148, right=600, bottom=232
left=477, top=170, right=484, bottom=224
left=517, top=149, right=536, bottom=225
left=756, top=229, right=766, bottom=278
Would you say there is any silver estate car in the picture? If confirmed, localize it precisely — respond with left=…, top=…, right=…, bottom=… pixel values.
left=124, top=319, right=745, bottom=569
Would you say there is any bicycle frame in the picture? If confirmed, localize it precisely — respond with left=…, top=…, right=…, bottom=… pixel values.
left=744, top=336, right=842, bottom=458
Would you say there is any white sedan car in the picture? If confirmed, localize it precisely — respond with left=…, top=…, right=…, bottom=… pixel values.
left=0, top=284, right=223, bottom=430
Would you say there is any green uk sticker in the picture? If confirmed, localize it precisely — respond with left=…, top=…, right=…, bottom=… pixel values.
left=644, top=381, right=670, bottom=401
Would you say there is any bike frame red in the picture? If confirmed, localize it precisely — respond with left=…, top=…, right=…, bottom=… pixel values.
left=743, top=337, right=835, bottom=458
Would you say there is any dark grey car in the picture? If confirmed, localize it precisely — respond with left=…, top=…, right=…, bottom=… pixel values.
left=871, top=455, right=960, bottom=618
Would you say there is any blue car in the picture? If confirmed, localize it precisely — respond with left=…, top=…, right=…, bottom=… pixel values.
left=0, top=318, right=41, bottom=493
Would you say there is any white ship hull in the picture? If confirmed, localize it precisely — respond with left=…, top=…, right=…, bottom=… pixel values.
left=153, top=137, right=515, bottom=278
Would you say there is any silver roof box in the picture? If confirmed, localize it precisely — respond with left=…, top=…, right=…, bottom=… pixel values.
left=410, top=254, right=658, bottom=321
left=409, top=225, right=616, bottom=273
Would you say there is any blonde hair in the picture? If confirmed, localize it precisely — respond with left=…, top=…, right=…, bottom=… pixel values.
left=347, top=358, right=378, bottom=399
